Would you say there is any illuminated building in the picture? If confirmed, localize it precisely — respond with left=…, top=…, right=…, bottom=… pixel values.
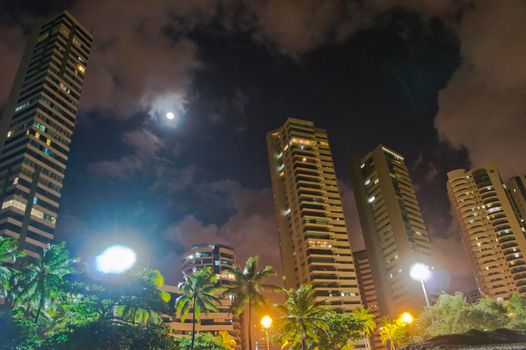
left=349, top=145, right=433, bottom=317
left=0, top=11, right=92, bottom=257
left=447, top=164, right=526, bottom=299
left=164, top=244, right=241, bottom=349
left=266, top=118, right=362, bottom=312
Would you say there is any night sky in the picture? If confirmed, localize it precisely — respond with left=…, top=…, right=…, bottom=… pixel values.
left=1, top=1, right=525, bottom=293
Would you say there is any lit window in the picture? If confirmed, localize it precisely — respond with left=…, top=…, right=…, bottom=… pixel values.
left=76, top=64, right=86, bottom=73
left=46, top=139, right=52, bottom=146
left=2, top=199, right=26, bottom=212
left=72, top=36, right=81, bottom=48
left=364, top=179, right=371, bottom=186
left=58, top=24, right=70, bottom=38
left=13, top=177, right=19, bottom=185
left=360, top=163, right=365, bottom=169
left=35, top=132, right=40, bottom=139
left=368, top=196, right=375, bottom=203
left=31, top=208, right=44, bottom=219
left=7, top=130, right=13, bottom=138
left=38, top=32, right=49, bottom=42
left=59, top=83, right=71, bottom=94
left=15, top=101, right=30, bottom=112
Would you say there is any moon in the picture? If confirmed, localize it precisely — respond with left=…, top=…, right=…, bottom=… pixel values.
left=166, top=112, right=175, bottom=120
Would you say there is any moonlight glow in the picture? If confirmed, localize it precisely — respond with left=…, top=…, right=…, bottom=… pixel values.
left=96, top=245, right=136, bottom=274
left=166, top=112, right=175, bottom=120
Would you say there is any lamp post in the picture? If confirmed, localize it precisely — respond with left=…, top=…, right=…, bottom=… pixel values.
left=410, top=263, right=431, bottom=307
left=260, top=315, right=273, bottom=350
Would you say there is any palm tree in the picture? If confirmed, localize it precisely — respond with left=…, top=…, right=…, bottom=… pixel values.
left=223, top=256, right=278, bottom=350
left=379, top=317, right=407, bottom=350
left=352, top=306, right=376, bottom=350
left=14, top=242, right=75, bottom=323
left=276, top=284, right=328, bottom=350
left=218, top=330, right=237, bottom=350
left=119, top=269, right=171, bottom=325
left=0, top=236, right=24, bottom=300
left=379, top=317, right=397, bottom=350
left=175, top=267, right=223, bottom=350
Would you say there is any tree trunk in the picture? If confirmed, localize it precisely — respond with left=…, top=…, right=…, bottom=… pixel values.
left=364, top=336, right=370, bottom=350
left=191, top=295, right=197, bottom=350
left=35, top=295, right=44, bottom=324
left=248, top=294, right=252, bottom=350
left=302, top=323, right=307, bottom=350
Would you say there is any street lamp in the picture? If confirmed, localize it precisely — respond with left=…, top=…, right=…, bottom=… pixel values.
left=260, top=315, right=273, bottom=350
left=96, top=245, right=136, bottom=274
left=410, top=263, right=431, bottom=307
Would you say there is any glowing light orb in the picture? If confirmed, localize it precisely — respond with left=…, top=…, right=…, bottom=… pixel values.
left=410, top=263, right=431, bottom=281
left=261, top=315, right=273, bottom=329
left=96, top=245, right=136, bottom=274
left=166, top=112, right=175, bottom=120
left=399, top=312, right=414, bottom=324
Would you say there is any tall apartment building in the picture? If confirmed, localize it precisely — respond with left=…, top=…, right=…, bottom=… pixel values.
left=165, top=244, right=241, bottom=349
left=349, top=145, right=432, bottom=317
left=354, top=250, right=382, bottom=350
left=0, top=11, right=92, bottom=257
left=447, top=164, right=526, bottom=299
left=267, top=118, right=362, bottom=312
left=506, top=176, right=526, bottom=223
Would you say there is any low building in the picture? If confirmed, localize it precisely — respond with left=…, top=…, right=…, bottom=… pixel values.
left=163, top=244, right=241, bottom=349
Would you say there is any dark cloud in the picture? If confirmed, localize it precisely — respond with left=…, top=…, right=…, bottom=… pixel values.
left=164, top=183, right=281, bottom=283
left=435, top=0, right=526, bottom=177
left=3, top=0, right=521, bottom=294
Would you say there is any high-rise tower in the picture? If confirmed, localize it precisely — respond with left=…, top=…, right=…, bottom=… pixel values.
left=0, top=11, right=92, bottom=257
left=267, top=118, right=362, bottom=312
left=447, top=164, right=526, bottom=299
left=349, top=145, right=433, bottom=317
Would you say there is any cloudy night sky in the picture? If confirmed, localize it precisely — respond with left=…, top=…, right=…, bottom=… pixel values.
left=1, top=1, right=525, bottom=292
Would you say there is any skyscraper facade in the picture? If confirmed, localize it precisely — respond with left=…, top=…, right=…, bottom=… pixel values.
left=165, top=244, right=241, bottom=349
left=267, top=118, right=362, bottom=312
left=447, top=164, right=526, bottom=299
left=353, top=250, right=382, bottom=350
left=506, top=175, right=526, bottom=224
left=0, top=11, right=92, bottom=257
left=349, top=145, right=432, bottom=317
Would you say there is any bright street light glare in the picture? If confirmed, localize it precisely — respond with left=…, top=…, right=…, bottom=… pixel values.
left=410, top=263, right=431, bottom=281
left=96, top=245, right=136, bottom=274
left=261, top=315, right=273, bottom=329
left=399, top=312, right=414, bottom=324
left=166, top=112, right=175, bottom=120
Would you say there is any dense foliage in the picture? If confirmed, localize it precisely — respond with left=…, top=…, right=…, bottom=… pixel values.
left=415, top=292, right=526, bottom=339
left=377, top=292, right=526, bottom=349
left=3, top=236, right=526, bottom=350
left=0, top=237, right=174, bottom=349
left=275, top=284, right=376, bottom=350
